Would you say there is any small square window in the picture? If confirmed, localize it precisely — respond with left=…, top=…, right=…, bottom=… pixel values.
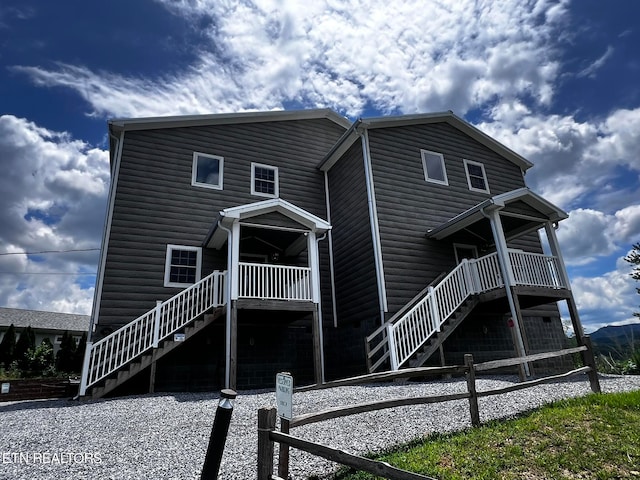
left=463, top=159, right=490, bottom=193
left=164, top=245, right=202, bottom=287
left=421, top=150, right=448, bottom=185
left=251, top=162, right=279, bottom=198
left=192, top=153, right=223, bottom=190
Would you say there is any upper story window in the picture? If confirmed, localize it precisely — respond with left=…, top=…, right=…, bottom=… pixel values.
left=192, top=152, right=224, bottom=190
left=164, top=245, right=202, bottom=287
left=251, top=162, right=279, bottom=198
left=421, top=149, right=448, bottom=185
left=463, top=159, right=490, bottom=194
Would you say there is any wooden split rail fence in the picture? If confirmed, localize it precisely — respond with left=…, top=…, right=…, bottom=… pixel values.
left=257, top=336, right=600, bottom=480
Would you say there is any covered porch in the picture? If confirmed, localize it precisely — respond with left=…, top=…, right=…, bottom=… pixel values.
left=427, top=187, right=584, bottom=375
left=205, top=198, right=332, bottom=389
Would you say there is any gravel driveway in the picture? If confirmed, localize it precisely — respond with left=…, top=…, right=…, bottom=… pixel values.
left=1, top=374, right=639, bottom=480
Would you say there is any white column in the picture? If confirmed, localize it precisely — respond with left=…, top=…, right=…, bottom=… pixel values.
left=485, top=207, right=530, bottom=376
left=307, top=231, right=321, bottom=303
left=229, top=221, right=240, bottom=300
left=544, top=221, right=571, bottom=290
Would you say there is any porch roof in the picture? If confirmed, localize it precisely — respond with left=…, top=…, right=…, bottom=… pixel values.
left=205, top=198, right=331, bottom=249
left=426, top=188, right=568, bottom=243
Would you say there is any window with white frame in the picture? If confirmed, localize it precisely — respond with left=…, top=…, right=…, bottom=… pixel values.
left=421, top=149, right=448, bottom=185
left=164, top=245, right=202, bottom=287
left=251, top=162, right=279, bottom=197
left=463, top=159, right=490, bottom=193
left=192, top=152, right=224, bottom=190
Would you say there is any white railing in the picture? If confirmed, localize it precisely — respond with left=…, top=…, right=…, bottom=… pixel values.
left=509, top=250, right=565, bottom=289
left=80, top=270, right=227, bottom=395
left=380, top=251, right=565, bottom=371
left=238, top=262, right=312, bottom=301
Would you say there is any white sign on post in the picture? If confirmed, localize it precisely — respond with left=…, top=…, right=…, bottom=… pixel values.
left=275, top=372, right=293, bottom=420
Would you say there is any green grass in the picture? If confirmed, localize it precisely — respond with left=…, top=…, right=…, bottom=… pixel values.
left=330, top=390, right=640, bottom=480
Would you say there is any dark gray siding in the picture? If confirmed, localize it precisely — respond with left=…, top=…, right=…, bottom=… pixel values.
left=97, top=118, right=345, bottom=332
left=367, top=123, right=528, bottom=315
left=327, top=141, right=380, bottom=327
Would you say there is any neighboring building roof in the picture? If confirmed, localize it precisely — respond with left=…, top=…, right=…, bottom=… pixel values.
left=0, top=307, right=90, bottom=333
left=318, top=111, right=534, bottom=172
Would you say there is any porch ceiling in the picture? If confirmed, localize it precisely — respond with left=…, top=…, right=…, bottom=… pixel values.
left=426, top=188, right=568, bottom=243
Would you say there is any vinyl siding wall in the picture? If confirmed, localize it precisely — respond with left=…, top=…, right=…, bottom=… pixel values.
left=366, top=123, right=528, bottom=316
left=97, top=118, right=345, bottom=334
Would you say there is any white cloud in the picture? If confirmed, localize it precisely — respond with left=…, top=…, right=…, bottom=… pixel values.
left=14, top=0, right=570, bottom=119
left=577, top=46, right=615, bottom=79
left=0, top=115, right=109, bottom=314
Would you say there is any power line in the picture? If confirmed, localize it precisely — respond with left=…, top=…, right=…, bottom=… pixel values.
left=0, top=248, right=100, bottom=256
left=0, top=272, right=97, bottom=275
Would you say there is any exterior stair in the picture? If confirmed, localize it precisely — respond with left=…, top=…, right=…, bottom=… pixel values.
left=407, top=297, right=479, bottom=368
left=88, top=307, right=225, bottom=399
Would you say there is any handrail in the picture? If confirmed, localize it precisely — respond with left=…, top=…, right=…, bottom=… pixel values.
left=369, top=251, right=565, bottom=372
left=80, top=270, right=227, bottom=394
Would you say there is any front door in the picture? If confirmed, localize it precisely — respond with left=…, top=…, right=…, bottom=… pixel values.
left=454, top=243, right=478, bottom=264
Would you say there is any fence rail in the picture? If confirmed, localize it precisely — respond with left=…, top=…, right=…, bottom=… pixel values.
left=258, top=337, right=600, bottom=480
left=80, top=270, right=226, bottom=395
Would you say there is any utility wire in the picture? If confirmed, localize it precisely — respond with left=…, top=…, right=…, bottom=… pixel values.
left=0, top=272, right=97, bottom=275
left=0, top=248, right=100, bottom=256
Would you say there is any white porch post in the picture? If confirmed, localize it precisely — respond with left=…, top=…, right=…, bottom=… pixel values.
left=307, top=231, right=321, bottom=304
left=224, top=220, right=240, bottom=389
left=485, top=207, right=530, bottom=377
left=544, top=221, right=571, bottom=290
left=229, top=221, right=240, bottom=301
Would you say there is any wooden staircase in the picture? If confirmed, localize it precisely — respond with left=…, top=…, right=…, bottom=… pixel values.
left=79, top=270, right=227, bottom=399
left=407, top=297, right=479, bottom=368
left=88, top=308, right=225, bottom=399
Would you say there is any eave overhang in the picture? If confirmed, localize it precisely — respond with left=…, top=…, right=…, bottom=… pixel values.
left=427, top=188, right=568, bottom=242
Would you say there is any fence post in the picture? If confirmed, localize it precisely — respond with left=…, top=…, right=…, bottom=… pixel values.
left=427, top=287, right=440, bottom=332
left=257, top=407, right=277, bottom=480
left=386, top=324, right=399, bottom=371
left=581, top=335, right=601, bottom=394
left=152, top=300, right=162, bottom=348
left=78, top=341, right=93, bottom=397
left=464, top=354, right=480, bottom=427
left=278, top=418, right=290, bottom=480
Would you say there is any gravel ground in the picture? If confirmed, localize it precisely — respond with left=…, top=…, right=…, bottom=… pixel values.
left=1, top=374, right=639, bottom=480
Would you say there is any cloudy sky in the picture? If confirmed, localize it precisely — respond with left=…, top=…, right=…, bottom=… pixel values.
left=0, top=0, right=638, bottom=332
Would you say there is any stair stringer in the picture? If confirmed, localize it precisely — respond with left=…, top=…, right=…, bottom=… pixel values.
left=88, top=307, right=225, bottom=399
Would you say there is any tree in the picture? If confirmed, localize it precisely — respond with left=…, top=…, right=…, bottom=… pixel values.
left=14, top=326, right=36, bottom=370
left=0, top=324, right=17, bottom=368
left=72, top=332, right=87, bottom=373
left=28, top=339, right=55, bottom=376
left=625, top=243, right=640, bottom=318
left=56, top=331, right=77, bottom=373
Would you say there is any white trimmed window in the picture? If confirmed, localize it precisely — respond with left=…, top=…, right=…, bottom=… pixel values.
left=421, top=149, right=448, bottom=185
left=164, top=245, right=202, bottom=287
left=251, top=162, right=279, bottom=198
left=463, top=159, right=490, bottom=193
left=192, top=152, right=224, bottom=190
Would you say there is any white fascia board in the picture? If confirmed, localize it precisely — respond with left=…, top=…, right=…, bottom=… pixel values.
left=493, top=188, right=569, bottom=221
left=221, top=198, right=331, bottom=232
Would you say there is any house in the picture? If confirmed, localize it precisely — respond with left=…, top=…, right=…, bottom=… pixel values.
left=79, top=109, right=586, bottom=398
left=0, top=307, right=89, bottom=355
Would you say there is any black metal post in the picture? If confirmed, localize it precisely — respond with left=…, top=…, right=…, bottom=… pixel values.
left=201, top=389, right=237, bottom=480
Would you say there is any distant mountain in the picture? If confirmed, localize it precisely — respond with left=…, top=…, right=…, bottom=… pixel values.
left=589, top=323, right=640, bottom=359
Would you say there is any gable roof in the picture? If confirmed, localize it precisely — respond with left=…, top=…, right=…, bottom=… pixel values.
left=0, top=307, right=90, bottom=332
left=426, top=187, right=568, bottom=242
left=319, top=111, right=533, bottom=172
left=205, top=198, right=332, bottom=249
left=109, top=108, right=351, bottom=134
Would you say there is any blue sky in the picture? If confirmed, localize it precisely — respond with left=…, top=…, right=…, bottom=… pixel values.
left=0, top=0, right=639, bottom=332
